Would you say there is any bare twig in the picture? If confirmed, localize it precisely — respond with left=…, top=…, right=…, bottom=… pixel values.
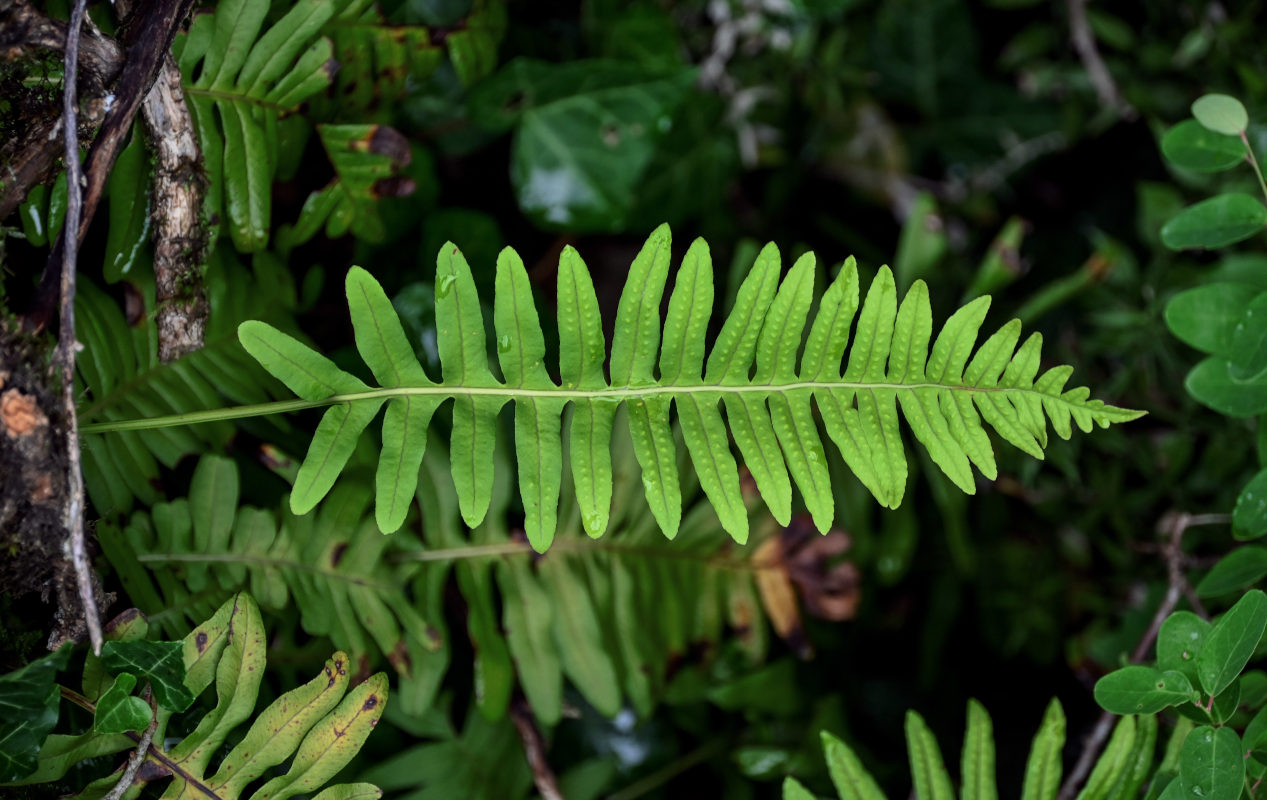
left=25, top=0, right=198, bottom=333
left=509, top=698, right=563, bottom=800
left=1057, top=511, right=1212, bottom=800
left=1065, top=0, right=1135, bottom=119
left=58, top=0, right=103, bottom=657
left=102, top=715, right=157, bottom=800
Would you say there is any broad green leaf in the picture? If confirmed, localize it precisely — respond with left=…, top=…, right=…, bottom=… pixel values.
left=1197, top=546, right=1267, bottom=596
left=821, top=731, right=886, bottom=800
left=100, top=641, right=194, bottom=711
left=1164, top=283, right=1260, bottom=356
left=962, top=699, right=997, bottom=800
left=209, top=652, right=352, bottom=797
left=1179, top=725, right=1243, bottom=800
left=1192, top=94, right=1249, bottom=135
left=1161, top=120, right=1246, bottom=172
left=472, top=60, right=692, bottom=230
left=1093, top=666, right=1198, bottom=714
left=1161, top=194, right=1267, bottom=251
left=92, top=673, right=151, bottom=735
left=906, top=711, right=954, bottom=800
left=1157, top=611, right=1211, bottom=685
left=1196, top=589, right=1267, bottom=697
left=0, top=647, right=71, bottom=783
left=1021, top=699, right=1064, bottom=800
left=1234, top=469, right=1267, bottom=540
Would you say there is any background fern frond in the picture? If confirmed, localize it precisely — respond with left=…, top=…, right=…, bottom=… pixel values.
left=174, top=0, right=336, bottom=251
left=231, top=225, right=1142, bottom=550
left=783, top=701, right=1146, bottom=800
left=97, top=455, right=442, bottom=716
left=76, top=253, right=293, bottom=516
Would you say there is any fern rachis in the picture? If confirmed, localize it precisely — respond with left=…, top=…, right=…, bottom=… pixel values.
left=83, top=224, right=1143, bottom=551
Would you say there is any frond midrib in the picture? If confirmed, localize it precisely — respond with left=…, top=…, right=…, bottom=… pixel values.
left=81, top=378, right=1130, bottom=434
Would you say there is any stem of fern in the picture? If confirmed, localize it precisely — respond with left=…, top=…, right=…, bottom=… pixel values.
left=80, top=380, right=1122, bottom=434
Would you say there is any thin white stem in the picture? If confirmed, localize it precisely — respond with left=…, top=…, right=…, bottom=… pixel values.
left=60, top=0, right=102, bottom=656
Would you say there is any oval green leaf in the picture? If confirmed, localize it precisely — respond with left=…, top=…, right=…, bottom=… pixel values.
left=1228, top=293, right=1267, bottom=379
left=1164, top=282, right=1260, bottom=356
left=1198, top=546, right=1267, bottom=597
left=1093, top=665, right=1197, bottom=714
left=1186, top=356, right=1267, bottom=418
left=1162, top=194, right=1267, bottom=251
left=1157, top=611, right=1211, bottom=684
left=1161, top=120, right=1247, bottom=172
left=1179, top=725, right=1243, bottom=800
left=1196, top=589, right=1267, bottom=697
left=1192, top=94, right=1249, bottom=136
left=1234, top=470, right=1267, bottom=540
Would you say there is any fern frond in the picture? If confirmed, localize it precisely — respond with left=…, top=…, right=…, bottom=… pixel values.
left=174, top=0, right=336, bottom=251
left=76, top=255, right=293, bottom=515
left=790, top=701, right=1145, bottom=800
left=226, top=225, right=1142, bottom=550
left=97, top=456, right=441, bottom=715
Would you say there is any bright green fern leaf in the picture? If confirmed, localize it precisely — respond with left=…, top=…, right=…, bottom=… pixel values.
left=243, top=226, right=1142, bottom=548
left=90, top=226, right=1142, bottom=550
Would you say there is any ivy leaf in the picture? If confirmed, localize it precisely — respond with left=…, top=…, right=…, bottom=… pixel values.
left=0, top=647, right=71, bottom=783
left=93, top=674, right=152, bottom=735
left=100, top=641, right=195, bottom=712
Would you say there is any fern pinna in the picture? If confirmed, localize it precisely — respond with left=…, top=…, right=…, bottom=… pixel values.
left=97, top=225, right=1140, bottom=550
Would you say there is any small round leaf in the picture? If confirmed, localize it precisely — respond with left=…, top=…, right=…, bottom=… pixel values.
left=1193, top=94, right=1249, bottom=135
